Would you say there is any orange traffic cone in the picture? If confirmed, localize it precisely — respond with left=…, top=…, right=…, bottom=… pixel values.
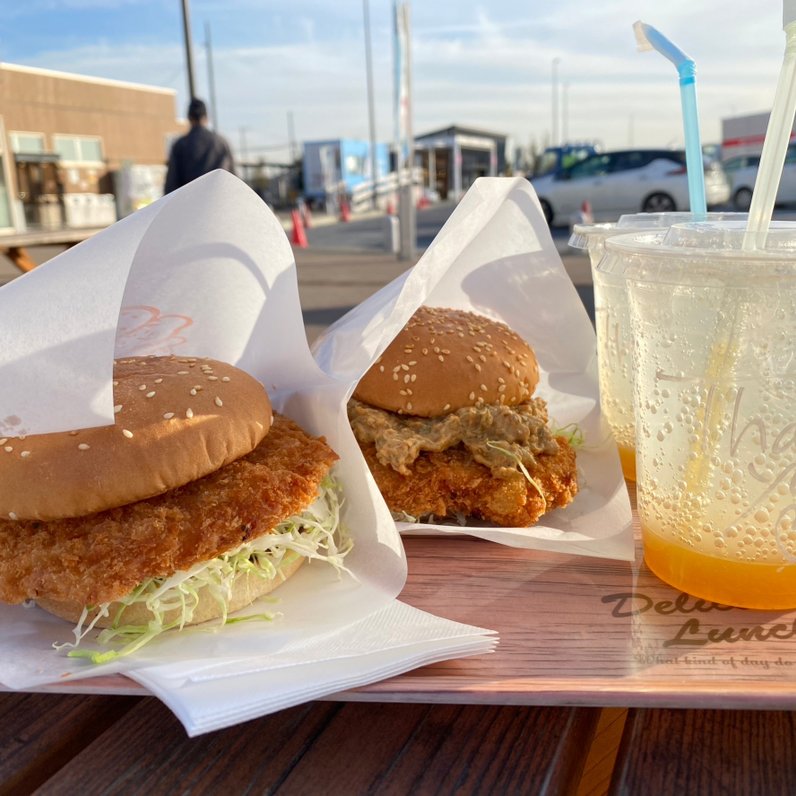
left=291, top=209, right=308, bottom=248
left=339, top=200, right=351, bottom=223
left=580, top=199, right=594, bottom=224
left=386, top=197, right=396, bottom=215
left=417, top=194, right=430, bottom=210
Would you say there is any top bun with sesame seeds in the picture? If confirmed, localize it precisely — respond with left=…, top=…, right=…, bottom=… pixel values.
left=0, top=356, right=272, bottom=522
left=353, top=306, right=540, bottom=418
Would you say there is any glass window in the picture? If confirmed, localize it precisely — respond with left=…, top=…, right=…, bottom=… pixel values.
left=53, top=135, right=103, bottom=163
left=566, top=154, right=612, bottom=179
left=10, top=132, right=45, bottom=154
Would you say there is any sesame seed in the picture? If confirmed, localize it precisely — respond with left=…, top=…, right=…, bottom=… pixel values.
left=422, top=348, right=428, bottom=355
left=215, top=397, right=223, bottom=407
left=438, top=355, right=444, bottom=362
left=190, top=388, right=198, bottom=396
left=479, top=355, right=487, bottom=363
left=138, top=384, right=147, bottom=391
left=408, top=361, right=417, bottom=366
left=0, top=439, right=6, bottom=446
left=221, top=376, right=231, bottom=382
left=145, top=391, right=155, bottom=398
left=3, top=446, right=12, bottom=453
left=401, top=364, right=409, bottom=371
left=399, top=389, right=408, bottom=396
left=379, top=365, right=385, bottom=372
left=163, top=412, right=175, bottom=420
left=78, top=443, right=90, bottom=451
left=403, top=374, right=410, bottom=384
left=443, top=403, right=451, bottom=411
left=112, top=380, right=119, bottom=387
left=466, top=355, right=474, bottom=363
left=20, top=451, right=30, bottom=458
left=468, top=392, right=475, bottom=401
left=392, top=373, right=399, bottom=381
left=154, top=378, right=163, bottom=384
left=410, top=374, right=417, bottom=382
left=207, top=376, right=218, bottom=381
left=498, top=384, right=507, bottom=393
left=186, top=408, right=194, bottom=419
left=177, top=370, right=190, bottom=375
left=8, top=512, right=17, bottom=521
left=69, top=431, right=79, bottom=436
left=122, top=429, right=134, bottom=439
left=114, top=404, right=122, bottom=414
left=480, top=384, right=488, bottom=391
left=498, top=377, right=505, bottom=384
left=406, top=402, right=413, bottom=411
left=393, top=366, right=401, bottom=373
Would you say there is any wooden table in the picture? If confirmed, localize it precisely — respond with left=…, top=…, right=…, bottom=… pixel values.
left=4, top=489, right=796, bottom=793
left=0, top=228, right=106, bottom=272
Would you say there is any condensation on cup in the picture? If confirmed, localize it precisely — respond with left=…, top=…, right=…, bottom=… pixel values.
left=602, top=221, right=796, bottom=610
left=570, top=212, right=747, bottom=482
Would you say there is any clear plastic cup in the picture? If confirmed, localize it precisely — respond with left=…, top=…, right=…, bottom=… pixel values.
left=602, top=220, right=796, bottom=609
left=570, top=212, right=747, bottom=481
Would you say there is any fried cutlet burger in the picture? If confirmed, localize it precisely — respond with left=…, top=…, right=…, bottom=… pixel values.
left=0, top=356, right=347, bottom=661
left=348, top=306, right=578, bottom=527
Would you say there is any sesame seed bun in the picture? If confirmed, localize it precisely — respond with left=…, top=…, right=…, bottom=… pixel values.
left=36, top=553, right=304, bottom=629
left=353, top=306, right=540, bottom=417
left=0, top=356, right=272, bottom=522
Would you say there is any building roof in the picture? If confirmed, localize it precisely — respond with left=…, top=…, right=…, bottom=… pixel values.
left=415, top=125, right=508, bottom=143
left=0, top=61, right=176, bottom=95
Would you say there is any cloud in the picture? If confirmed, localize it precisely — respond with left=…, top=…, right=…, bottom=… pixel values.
left=7, top=0, right=789, bottom=163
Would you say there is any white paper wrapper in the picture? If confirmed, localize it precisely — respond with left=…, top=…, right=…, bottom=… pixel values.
left=313, top=177, right=633, bottom=561
left=0, top=171, right=409, bottom=686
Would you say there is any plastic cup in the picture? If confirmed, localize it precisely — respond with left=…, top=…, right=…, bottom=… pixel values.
left=570, top=212, right=747, bottom=481
left=602, top=220, right=796, bottom=609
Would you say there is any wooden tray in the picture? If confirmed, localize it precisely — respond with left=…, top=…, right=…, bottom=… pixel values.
left=22, top=485, right=796, bottom=708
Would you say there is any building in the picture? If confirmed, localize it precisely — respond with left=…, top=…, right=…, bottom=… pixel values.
left=721, top=111, right=793, bottom=159
left=414, top=125, right=507, bottom=200
left=302, top=138, right=391, bottom=208
left=0, top=62, right=183, bottom=233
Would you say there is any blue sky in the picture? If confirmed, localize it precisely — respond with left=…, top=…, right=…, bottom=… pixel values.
left=0, top=1, right=788, bottom=162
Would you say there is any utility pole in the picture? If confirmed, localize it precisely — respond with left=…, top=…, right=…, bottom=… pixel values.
left=204, top=21, right=218, bottom=129
left=394, top=1, right=415, bottom=261
left=287, top=110, right=297, bottom=162
left=551, top=57, right=560, bottom=148
left=363, top=0, right=379, bottom=209
left=180, top=0, right=197, bottom=100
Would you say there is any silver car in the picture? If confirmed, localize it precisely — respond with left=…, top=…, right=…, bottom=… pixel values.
left=531, top=149, right=731, bottom=225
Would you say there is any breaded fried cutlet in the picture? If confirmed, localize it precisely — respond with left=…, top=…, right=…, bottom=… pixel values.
left=0, top=414, right=337, bottom=606
left=361, top=434, right=577, bottom=527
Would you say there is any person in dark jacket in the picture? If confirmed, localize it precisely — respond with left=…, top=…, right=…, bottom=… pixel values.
left=164, top=98, right=235, bottom=192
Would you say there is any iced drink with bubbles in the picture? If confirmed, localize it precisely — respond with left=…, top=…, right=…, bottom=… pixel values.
left=603, top=221, right=796, bottom=609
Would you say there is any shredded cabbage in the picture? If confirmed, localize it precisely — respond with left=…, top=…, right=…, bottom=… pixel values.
left=58, top=475, right=350, bottom=664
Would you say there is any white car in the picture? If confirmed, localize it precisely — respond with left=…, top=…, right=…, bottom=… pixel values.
left=723, top=150, right=796, bottom=210
left=530, top=149, right=731, bottom=225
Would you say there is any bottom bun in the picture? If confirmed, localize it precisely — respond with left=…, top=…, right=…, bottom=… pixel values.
left=37, top=554, right=305, bottom=629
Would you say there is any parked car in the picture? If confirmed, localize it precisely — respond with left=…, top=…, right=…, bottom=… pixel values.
left=723, top=147, right=796, bottom=210
left=530, top=149, right=731, bottom=225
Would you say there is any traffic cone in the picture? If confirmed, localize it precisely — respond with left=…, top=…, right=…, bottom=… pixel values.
left=386, top=197, right=396, bottom=215
left=580, top=199, right=594, bottom=224
left=339, top=200, right=351, bottom=223
left=291, top=209, right=308, bottom=248
left=417, top=194, right=430, bottom=210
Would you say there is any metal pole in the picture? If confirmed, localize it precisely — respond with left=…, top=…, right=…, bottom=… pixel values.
left=181, top=0, right=197, bottom=100
left=562, top=81, right=569, bottom=145
left=287, top=110, right=296, bottom=162
left=551, top=57, right=560, bottom=148
left=204, top=21, right=218, bottom=129
left=395, top=2, right=415, bottom=261
left=363, top=0, right=379, bottom=209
